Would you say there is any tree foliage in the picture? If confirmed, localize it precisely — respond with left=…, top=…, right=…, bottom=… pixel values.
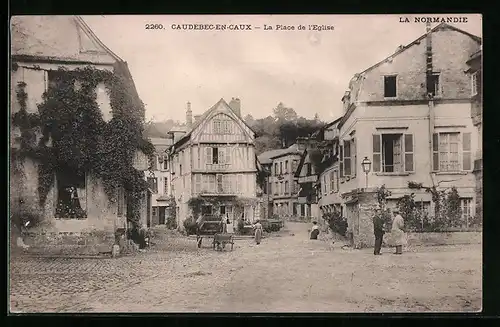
left=244, top=103, right=325, bottom=154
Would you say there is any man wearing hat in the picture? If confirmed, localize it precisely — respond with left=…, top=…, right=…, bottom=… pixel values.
left=391, top=208, right=406, bottom=255
left=372, top=204, right=385, bottom=255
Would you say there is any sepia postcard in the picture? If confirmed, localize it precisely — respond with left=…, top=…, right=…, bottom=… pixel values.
left=9, top=14, right=482, bottom=313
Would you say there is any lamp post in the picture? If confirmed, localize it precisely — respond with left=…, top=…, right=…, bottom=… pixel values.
left=361, top=157, right=372, bottom=189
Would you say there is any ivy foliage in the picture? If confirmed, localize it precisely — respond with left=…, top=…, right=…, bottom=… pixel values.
left=11, top=65, right=155, bottom=228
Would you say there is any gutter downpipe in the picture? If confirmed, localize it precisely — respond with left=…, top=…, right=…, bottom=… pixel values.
left=426, top=21, right=436, bottom=188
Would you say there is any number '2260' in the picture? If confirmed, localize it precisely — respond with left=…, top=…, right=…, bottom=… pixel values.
left=145, top=24, right=164, bottom=30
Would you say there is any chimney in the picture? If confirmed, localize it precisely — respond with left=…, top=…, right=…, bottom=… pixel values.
left=229, top=97, right=241, bottom=117
left=186, top=102, right=193, bottom=129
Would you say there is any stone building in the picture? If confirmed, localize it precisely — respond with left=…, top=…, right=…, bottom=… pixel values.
left=465, top=48, right=482, bottom=223
left=147, top=137, right=175, bottom=227
left=337, top=23, right=481, bottom=247
left=258, top=144, right=302, bottom=219
left=9, top=16, right=150, bottom=237
left=168, top=98, right=260, bottom=229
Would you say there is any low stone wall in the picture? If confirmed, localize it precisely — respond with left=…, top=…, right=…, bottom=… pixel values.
left=404, top=231, right=482, bottom=247
left=14, top=230, right=115, bottom=256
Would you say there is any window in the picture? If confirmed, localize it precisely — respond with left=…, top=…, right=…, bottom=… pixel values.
left=280, top=181, right=283, bottom=194
left=433, top=132, right=471, bottom=172
left=343, top=140, right=351, bottom=176
left=372, top=133, right=414, bottom=173
left=274, top=182, right=278, bottom=195
left=213, top=148, right=219, bottom=164
left=294, top=180, right=299, bottom=194
left=461, top=198, right=474, bottom=225
left=213, top=120, right=222, bottom=134
left=292, top=160, right=299, bottom=173
left=330, top=171, right=335, bottom=193
left=163, top=157, right=169, bottom=170
left=352, top=138, right=357, bottom=176
left=280, top=162, right=283, bottom=175
left=323, top=175, right=327, bottom=195
left=225, top=147, right=231, bottom=165
left=117, top=185, right=125, bottom=217
left=471, top=72, right=478, bottom=96
left=223, top=175, right=231, bottom=193
left=285, top=160, right=289, bottom=174
left=384, top=75, right=397, bottom=98
left=285, top=181, right=289, bottom=194
left=195, top=175, right=201, bottom=193
left=148, top=177, right=158, bottom=194
left=164, top=178, right=169, bottom=195
left=274, top=163, right=278, bottom=175
left=209, top=175, right=216, bottom=192
left=429, top=72, right=441, bottom=97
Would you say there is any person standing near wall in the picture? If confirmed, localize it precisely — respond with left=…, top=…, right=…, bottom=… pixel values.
left=391, top=209, right=406, bottom=255
left=372, top=205, right=385, bottom=255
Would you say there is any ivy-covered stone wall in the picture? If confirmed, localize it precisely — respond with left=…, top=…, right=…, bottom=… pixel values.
left=10, top=62, right=154, bottom=233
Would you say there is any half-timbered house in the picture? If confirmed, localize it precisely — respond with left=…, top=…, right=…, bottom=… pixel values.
left=169, top=98, right=260, bottom=229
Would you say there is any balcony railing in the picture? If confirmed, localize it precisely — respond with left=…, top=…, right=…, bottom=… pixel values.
left=205, top=164, right=230, bottom=171
left=198, top=189, right=238, bottom=196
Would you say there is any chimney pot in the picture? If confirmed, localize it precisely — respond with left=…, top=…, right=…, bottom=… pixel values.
left=186, top=101, right=193, bottom=129
left=229, top=97, right=241, bottom=117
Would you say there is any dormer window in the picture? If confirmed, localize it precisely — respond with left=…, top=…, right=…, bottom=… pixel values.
left=428, top=72, right=441, bottom=97
left=384, top=75, right=397, bottom=98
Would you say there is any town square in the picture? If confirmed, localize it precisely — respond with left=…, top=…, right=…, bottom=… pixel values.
left=9, top=14, right=482, bottom=313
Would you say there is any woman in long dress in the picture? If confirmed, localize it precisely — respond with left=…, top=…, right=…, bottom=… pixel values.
left=253, top=220, right=263, bottom=245
left=391, top=209, right=406, bottom=255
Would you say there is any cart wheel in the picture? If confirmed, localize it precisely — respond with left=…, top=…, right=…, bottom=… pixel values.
left=197, top=237, right=202, bottom=248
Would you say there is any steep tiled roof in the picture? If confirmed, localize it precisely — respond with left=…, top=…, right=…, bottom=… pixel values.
left=258, top=144, right=301, bottom=164
left=11, top=16, right=122, bottom=64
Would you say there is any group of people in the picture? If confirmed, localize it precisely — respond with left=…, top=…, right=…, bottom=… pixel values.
left=373, top=206, right=406, bottom=256
left=219, top=216, right=264, bottom=245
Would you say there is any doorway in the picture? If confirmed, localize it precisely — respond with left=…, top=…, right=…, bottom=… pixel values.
left=159, top=207, right=166, bottom=224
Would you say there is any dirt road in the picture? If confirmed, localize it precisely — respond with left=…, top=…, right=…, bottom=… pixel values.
left=10, top=222, right=481, bottom=313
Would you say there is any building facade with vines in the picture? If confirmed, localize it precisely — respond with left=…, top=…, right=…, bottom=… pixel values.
left=168, top=98, right=262, bottom=229
left=337, top=23, right=481, bottom=236
left=10, top=16, right=153, bottom=235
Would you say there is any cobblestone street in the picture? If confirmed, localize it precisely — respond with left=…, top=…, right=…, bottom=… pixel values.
left=10, top=223, right=482, bottom=313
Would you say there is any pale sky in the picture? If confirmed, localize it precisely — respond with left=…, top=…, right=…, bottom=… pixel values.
left=82, top=14, right=482, bottom=123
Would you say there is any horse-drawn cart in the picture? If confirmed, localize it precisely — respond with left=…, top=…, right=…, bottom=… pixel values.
left=195, top=215, right=234, bottom=251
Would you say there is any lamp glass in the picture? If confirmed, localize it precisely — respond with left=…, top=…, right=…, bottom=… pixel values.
left=361, top=157, right=372, bottom=173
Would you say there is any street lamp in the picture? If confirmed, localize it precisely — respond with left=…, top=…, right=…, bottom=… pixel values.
left=361, top=157, right=372, bottom=189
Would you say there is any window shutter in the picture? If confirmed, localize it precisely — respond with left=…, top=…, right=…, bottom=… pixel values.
left=372, top=134, right=381, bottom=172
left=462, top=132, right=472, bottom=170
left=432, top=133, right=439, bottom=171
left=339, top=145, right=344, bottom=177
left=404, top=134, right=414, bottom=172
left=226, top=147, right=231, bottom=165
left=206, top=147, right=212, bottom=166
left=344, top=140, right=351, bottom=176
left=219, top=148, right=225, bottom=164
left=352, top=139, right=357, bottom=176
